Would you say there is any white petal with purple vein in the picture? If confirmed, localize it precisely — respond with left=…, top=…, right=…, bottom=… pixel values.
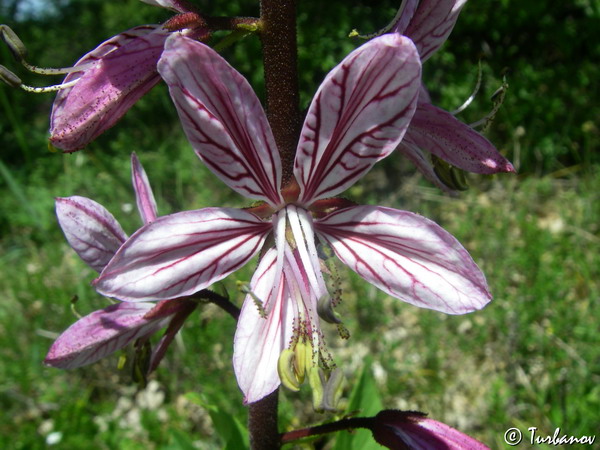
left=131, top=152, right=158, bottom=224
left=295, top=34, right=421, bottom=204
left=95, top=208, right=271, bottom=301
left=158, top=34, right=283, bottom=206
left=233, top=249, right=294, bottom=403
left=404, top=0, right=468, bottom=62
left=315, top=205, right=491, bottom=314
left=44, top=302, right=164, bottom=369
left=56, top=196, right=127, bottom=272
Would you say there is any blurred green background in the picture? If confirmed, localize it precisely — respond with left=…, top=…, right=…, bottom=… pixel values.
left=1, top=0, right=598, bottom=448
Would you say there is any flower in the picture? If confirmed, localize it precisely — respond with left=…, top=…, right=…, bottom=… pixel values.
left=45, top=153, right=196, bottom=370
left=94, top=33, right=491, bottom=403
left=49, top=0, right=208, bottom=152
left=385, top=0, right=515, bottom=192
left=371, top=410, right=490, bottom=449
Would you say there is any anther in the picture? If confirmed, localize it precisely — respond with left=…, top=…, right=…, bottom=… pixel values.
left=1, top=24, right=93, bottom=75
left=0, top=64, right=22, bottom=88
left=451, top=61, right=483, bottom=115
left=0, top=24, right=27, bottom=60
left=470, top=75, right=509, bottom=131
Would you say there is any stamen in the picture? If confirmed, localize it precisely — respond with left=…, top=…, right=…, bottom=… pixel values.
left=349, top=0, right=412, bottom=39
left=236, top=281, right=267, bottom=318
left=451, top=60, right=483, bottom=115
left=18, top=77, right=81, bottom=93
left=470, top=75, right=509, bottom=130
left=1, top=25, right=93, bottom=75
left=21, top=60, right=95, bottom=76
left=1, top=64, right=83, bottom=93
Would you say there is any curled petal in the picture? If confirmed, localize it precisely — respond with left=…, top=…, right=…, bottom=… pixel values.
left=139, top=0, right=191, bottom=12
left=403, top=0, right=468, bottom=62
left=407, top=102, right=515, bottom=174
left=131, top=152, right=158, bottom=224
left=397, top=139, right=457, bottom=193
left=50, top=26, right=167, bottom=152
left=45, top=302, right=164, bottom=369
left=295, top=34, right=421, bottom=204
left=158, top=34, right=283, bottom=206
left=233, top=249, right=294, bottom=403
left=95, top=208, right=271, bottom=301
left=372, top=410, right=490, bottom=449
left=56, top=196, right=127, bottom=272
left=386, top=0, right=419, bottom=35
left=315, top=206, right=491, bottom=314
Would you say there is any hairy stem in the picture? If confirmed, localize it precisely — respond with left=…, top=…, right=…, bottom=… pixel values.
left=245, top=1, right=300, bottom=448
left=248, top=389, right=280, bottom=449
left=260, top=0, right=301, bottom=186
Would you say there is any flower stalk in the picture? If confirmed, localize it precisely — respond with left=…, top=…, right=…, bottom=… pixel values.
left=248, top=1, right=301, bottom=447
left=260, top=0, right=301, bottom=185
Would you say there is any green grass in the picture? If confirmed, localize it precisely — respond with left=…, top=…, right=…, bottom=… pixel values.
left=1, top=142, right=598, bottom=448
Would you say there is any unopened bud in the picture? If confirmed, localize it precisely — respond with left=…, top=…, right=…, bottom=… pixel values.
left=0, top=25, right=27, bottom=61
left=0, top=64, right=22, bottom=88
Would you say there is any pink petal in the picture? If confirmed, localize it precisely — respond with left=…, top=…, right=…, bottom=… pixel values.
left=403, top=0, right=468, bottom=62
left=56, top=196, right=127, bottom=272
left=295, top=34, right=421, bottom=204
left=315, top=205, right=491, bottom=314
left=44, top=302, right=165, bottom=369
left=139, top=0, right=189, bottom=12
left=131, top=152, right=158, bottom=224
left=95, top=208, right=271, bottom=301
left=233, top=249, right=294, bottom=403
left=372, top=410, right=490, bottom=449
left=148, top=300, right=197, bottom=373
left=407, top=101, right=515, bottom=174
left=158, top=34, right=283, bottom=206
left=50, top=25, right=168, bottom=152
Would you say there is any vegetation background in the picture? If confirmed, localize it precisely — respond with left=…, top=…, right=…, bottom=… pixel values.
left=1, top=0, right=598, bottom=448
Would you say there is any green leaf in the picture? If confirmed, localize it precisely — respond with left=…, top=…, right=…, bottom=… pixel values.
left=184, top=392, right=249, bottom=449
left=333, top=361, right=383, bottom=450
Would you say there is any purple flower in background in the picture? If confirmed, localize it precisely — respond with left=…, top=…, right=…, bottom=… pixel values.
left=49, top=0, right=208, bottom=152
left=94, top=33, right=492, bottom=403
left=371, top=410, right=490, bottom=449
left=385, top=0, right=515, bottom=191
left=45, top=154, right=196, bottom=370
